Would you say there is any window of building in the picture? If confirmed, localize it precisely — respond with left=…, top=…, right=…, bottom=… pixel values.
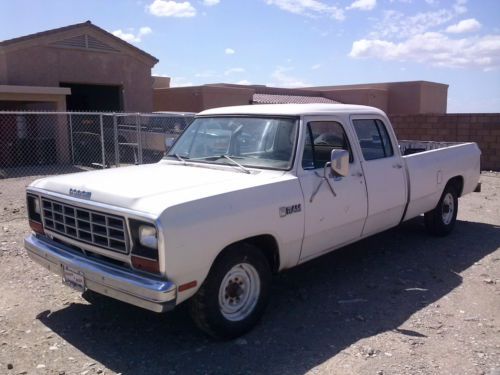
left=302, top=121, right=352, bottom=169
left=352, top=119, right=394, bottom=161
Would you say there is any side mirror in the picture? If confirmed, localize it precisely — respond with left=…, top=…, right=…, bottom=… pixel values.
left=330, top=149, right=349, bottom=177
left=165, top=137, right=175, bottom=150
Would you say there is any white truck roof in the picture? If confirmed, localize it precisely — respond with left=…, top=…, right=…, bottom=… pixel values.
left=198, top=103, right=386, bottom=117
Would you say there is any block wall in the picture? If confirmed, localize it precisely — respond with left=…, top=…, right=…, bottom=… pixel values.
left=390, top=114, right=500, bottom=171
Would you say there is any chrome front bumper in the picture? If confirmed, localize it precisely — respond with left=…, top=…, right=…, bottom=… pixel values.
left=24, top=234, right=177, bottom=313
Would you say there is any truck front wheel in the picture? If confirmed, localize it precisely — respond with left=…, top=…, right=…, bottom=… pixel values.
left=188, top=243, right=271, bottom=339
left=424, top=184, right=459, bottom=236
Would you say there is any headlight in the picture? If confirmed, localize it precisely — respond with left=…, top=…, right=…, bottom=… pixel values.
left=139, top=225, right=158, bottom=249
left=27, top=194, right=42, bottom=222
left=27, top=194, right=44, bottom=234
left=33, top=197, right=41, bottom=215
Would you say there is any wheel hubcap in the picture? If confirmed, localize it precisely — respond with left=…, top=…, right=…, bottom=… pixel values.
left=441, top=192, right=454, bottom=225
left=218, top=263, right=260, bottom=321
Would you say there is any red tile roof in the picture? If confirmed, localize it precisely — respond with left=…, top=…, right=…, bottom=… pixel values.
left=252, top=93, right=340, bottom=105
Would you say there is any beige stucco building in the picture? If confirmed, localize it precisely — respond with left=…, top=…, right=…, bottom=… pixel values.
left=154, top=81, right=448, bottom=115
left=0, top=21, right=159, bottom=167
left=0, top=21, right=158, bottom=112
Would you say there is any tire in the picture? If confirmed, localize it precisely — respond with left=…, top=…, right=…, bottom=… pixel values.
left=424, top=184, right=459, bottom=236
left=188, top=243, right=271, bottom=339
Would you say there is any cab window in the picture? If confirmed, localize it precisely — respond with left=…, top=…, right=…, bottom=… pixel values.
left=352, top=119, right=394, bottom=161
left=302, top=121, right=352, bottom=170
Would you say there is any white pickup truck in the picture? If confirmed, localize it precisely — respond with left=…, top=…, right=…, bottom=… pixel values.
left=25, top=104, right=481, bottom=338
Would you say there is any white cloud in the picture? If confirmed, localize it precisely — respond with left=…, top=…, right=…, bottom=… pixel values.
left=139, top=26, right=153, bottom=36
left=225, top=48, right=235, bottom=55
left=349, top=32, right=500, bottom=70
left=446, top=18, right=481, bottom=34
left=147, top=0, right=196, bottom=17
left=170, top=77, right=194, bottom=87
left=370, top=9, right=453, bottom=39
left=224, top=67, right=245, bottom=75
left=194, top=70, right=216, bottom=78
left=347, top=0, right=376, bottom=11
left=270, top=66, right=311, bottom=87
left=454, top=0, right=467, bottom=14
left=266, top=0, right=344, bottom=20
left=369, top=0, right=469, bottom=39
left=311, top=63, right=322, bottom=70
left=236, top=79, right=251, bottom=85
left=202, top=0, right=219, bottom=5
left=112, top=26, right=153, bottom=43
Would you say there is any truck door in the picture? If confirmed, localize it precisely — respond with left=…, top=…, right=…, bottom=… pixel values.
left=350, top=116, right=408, bottom=236
left=298, top=117, right=368, bottom=261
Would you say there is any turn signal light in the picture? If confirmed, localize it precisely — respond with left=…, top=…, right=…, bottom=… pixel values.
left=29, top=220, right=44, bottom=235
left=131, top=255, right=160, bottom=274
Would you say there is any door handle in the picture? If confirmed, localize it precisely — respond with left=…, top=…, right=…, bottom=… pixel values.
left=392, top=164, right=403, bottom=169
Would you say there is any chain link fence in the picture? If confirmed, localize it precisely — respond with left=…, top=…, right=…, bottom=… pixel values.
left=0, top=111, right=195, bottom=179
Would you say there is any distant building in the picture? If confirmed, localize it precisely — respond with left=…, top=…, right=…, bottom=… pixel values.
left=154, top=81, right=448, bottom=115
left=0, top=21, right=160, bottom=167
left=0, top=21, right=158, bottom=112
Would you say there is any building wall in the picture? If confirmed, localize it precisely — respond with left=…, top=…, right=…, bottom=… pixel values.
left=2, top=45, right=153, bottom=112
left=310, top=81, right=448, bottom=115
left=0, top=53, right=7, bottom=83
left=322, top=89, right=388, bottom=113
left=152, top=76, right=171, bottom=89
left=154, top=87, right=206, bottom=112
left=154, top=86, right=255, bottom=112
left=419, top=83, right=448, bottom=114
left=200, top=86, right=254, bottom=110
left=390, top=113, right=500, bottom=170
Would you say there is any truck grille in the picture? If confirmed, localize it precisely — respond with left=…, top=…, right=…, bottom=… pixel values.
left=41, top=198, right=128, bottom=253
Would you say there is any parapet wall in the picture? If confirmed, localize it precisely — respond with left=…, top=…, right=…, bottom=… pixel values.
left=390, top=114, right=500, bottom=171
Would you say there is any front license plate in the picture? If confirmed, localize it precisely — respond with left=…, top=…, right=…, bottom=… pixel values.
left=62, top=265, right=85, bottom=292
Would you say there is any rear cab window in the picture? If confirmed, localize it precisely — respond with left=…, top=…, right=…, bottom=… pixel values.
left=352, top=119, right=394, bottom=161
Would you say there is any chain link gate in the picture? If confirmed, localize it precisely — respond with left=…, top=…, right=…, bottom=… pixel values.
left=0, top=111, right=195, bottom=179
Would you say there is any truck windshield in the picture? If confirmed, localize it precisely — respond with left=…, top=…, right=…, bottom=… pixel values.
left=165, top=117, right=298, bottom=171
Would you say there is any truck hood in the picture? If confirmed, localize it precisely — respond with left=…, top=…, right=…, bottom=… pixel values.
left=30, top=161, right=292, bottom=215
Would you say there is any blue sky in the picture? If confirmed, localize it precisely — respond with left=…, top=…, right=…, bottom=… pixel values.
left=1, top=0, right=499, bottom=112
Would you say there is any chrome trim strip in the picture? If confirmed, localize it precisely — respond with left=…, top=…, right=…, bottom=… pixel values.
left=44, top=229, right=131, bottom=263
left=24, top=234, right=176, bottom=313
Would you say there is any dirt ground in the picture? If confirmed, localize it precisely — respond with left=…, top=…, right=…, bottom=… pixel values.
left=0, top=172, right=499, bottom=375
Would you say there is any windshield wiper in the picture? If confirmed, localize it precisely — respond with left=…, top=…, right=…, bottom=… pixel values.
left=167, top=153, right=189, bottom=165
left=174, top=153, right=187, bottom=162
left=221, top=154, right=251, bottom=174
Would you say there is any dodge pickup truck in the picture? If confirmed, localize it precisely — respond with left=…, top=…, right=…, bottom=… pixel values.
left=24, top=104, right=481, bottom=338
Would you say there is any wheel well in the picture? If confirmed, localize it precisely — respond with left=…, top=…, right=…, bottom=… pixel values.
left=218, top=235, right=280, bottom=273
left=447, top=176, right=464, bottom=197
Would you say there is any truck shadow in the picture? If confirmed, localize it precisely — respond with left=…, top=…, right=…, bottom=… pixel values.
left=37, top=218, right=500, bottom=375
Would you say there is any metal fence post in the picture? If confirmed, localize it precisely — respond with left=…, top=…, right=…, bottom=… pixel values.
left=136, top=113, right=143, bottom=164
left=69, top=113, right=75, bottom=165
left=99, top=114, right=106, bottom=168
left=113, top=114, right=120, bottom=167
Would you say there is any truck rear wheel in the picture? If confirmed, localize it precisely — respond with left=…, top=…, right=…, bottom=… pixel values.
left=424, top=184, right=458, bottom=236
left=188, top=243, right=271, bottom=339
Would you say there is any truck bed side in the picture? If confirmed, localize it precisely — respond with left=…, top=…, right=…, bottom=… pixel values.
left=401, top=141, right=481, bottom=221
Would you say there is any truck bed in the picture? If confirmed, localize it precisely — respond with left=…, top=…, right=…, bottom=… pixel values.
left=400, top=140, right=481, bottom=222
left=399, top=140, right=463, bottom=156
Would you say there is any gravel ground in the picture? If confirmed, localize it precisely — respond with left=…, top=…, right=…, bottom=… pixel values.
left=0, top=172, right=499, bottom=375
